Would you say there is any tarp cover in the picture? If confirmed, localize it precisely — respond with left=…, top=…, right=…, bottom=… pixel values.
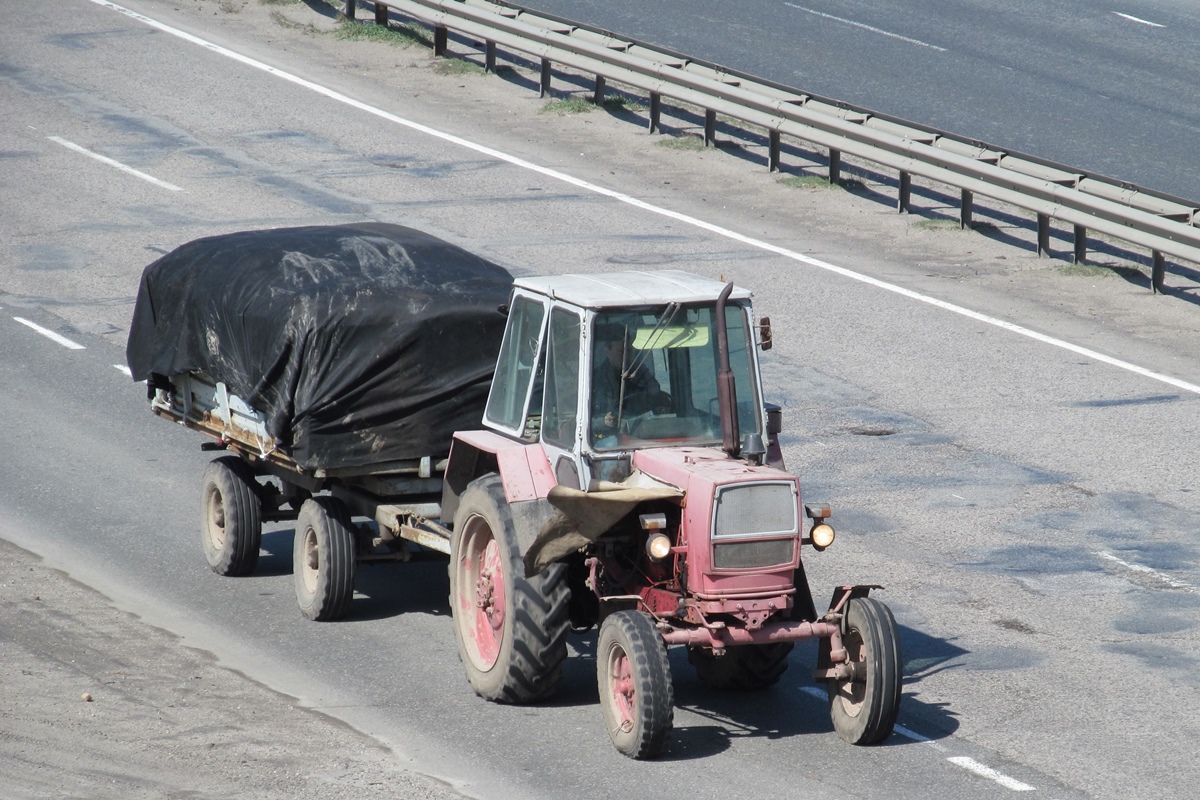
left=126, top=223, right=513, bottom=472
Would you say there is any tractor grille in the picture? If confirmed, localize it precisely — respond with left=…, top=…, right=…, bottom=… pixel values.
left=711, top=482, right=798, bottom=570
left=713, top=539, right=796, bottom=569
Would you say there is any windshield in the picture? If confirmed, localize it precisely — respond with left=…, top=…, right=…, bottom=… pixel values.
left=589, top=303, right=760, bottom=450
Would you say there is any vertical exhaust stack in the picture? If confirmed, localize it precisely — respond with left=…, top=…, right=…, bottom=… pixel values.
left=715, top=282, right=740, bottom=459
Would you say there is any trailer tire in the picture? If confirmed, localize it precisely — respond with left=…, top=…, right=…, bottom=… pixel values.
left=828, top=597, right=903, bottom=745
left=449, top=474, right=569, bottom=704
left=200, top=456, right=262, bottom=577
left=688, top=642, right=793, bottom=690
left=598, top=610, right=674, bottom=759
left=293, top=497, right=356, bottom=621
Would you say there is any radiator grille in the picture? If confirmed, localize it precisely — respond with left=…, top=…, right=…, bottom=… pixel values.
left=713, top=482, right=798, bottom=538
left=713, top=539, right=796, bottom=570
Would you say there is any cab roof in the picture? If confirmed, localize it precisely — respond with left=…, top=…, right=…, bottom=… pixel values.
left=513, top=270, right=753, bottom=309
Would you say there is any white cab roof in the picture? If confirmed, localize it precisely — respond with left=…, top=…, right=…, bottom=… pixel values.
left=513, top=270, right=752, bottom=308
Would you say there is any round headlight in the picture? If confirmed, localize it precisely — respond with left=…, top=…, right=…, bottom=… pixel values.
left=645, top=532, right=673, bottom=561
left=810, top=523, right=835, bottom=551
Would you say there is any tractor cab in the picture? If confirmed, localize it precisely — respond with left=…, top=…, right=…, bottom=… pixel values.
left=481, top=270, right=773, bottom=489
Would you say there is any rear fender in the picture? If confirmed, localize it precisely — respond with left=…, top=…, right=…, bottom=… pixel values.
left=441, top=430, right=555, bottom=524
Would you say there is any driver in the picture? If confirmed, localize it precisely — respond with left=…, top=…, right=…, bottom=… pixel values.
left=592, top=325, right=664, bottom=437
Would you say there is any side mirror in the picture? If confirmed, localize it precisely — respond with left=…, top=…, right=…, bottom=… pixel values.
left=758, top=316, right=772, bottom=350
left=765, top=403, right=783, bottom=435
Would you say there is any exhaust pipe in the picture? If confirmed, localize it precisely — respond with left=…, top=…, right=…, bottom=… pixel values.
left=715, top=282, right=740, bottom=458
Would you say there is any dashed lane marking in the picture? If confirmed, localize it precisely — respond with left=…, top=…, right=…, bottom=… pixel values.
left=48, top=136, right=182, bottom=191
left=784, top=4, right=948, bottom=51
left=1097, top=550, right=1200, bottom=593
left=802, top=687, right=1034, bottom=790
left=14, top=317, right=85, bottom=350
left=1113, top=11, right=1165, bottom=27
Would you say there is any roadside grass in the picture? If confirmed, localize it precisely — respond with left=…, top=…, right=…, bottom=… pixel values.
left=655, top=134, right=705, bottom=150
left=778, top=174, right=838, bottom=190
left=541, top=97, right=597, bottom=115
left=434, top=58, right=487, bottom=76
left=333, top=18, right=429, bottom=46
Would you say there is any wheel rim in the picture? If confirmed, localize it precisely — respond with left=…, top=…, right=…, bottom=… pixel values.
left=834, top=626, right=867, bottom=717
left=205, top=486, right=226, bottom=550
left=300, top=526, right=320, bottom=594
left=457, top=517, right=505, bottom=670
left=606, top=644, right=636, bottom=732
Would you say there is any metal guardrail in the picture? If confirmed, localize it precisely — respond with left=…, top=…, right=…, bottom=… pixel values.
left=348, top=0, right=1200, bottom=291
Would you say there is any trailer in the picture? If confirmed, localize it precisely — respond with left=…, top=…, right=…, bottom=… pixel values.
left=129, top=224, right=903, bottom=758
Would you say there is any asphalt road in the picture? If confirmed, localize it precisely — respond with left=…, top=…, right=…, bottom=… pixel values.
left=523, top=0, right=1200, bottom=199
left=3, top=1, right=1200, bottom=798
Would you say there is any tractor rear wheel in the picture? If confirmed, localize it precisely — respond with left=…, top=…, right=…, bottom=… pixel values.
left=827, top=596, right=902, bottom=744
left=200, top=456, right=262, bottom=577
left=689, top=642, right=793, bottom=690
left=449, top=474, right=570, bottom=703
left=293, top=496, right=356, bottom=621
left=597, top=610, right=674, bottom=759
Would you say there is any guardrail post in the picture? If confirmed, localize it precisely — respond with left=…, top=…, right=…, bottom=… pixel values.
left=961, top=189, right=973, bottom=229
left=594, top=75, right=606, bottom=106
left=769, top=130, right=780, bottom=172
left=1037, top=213, right=1051, bottom=257
left=539, top=58, right=551, bottom=97
left=828, top=149, right=841, bottom=185
left=648, top=92, right=661, bottom=132
left=485, top=41, right=496, bottom=73
left=1073, top=225, right=1087, bottom=264
left=897, top=171, right=910, bottom=213
left=434, top=24, right=448, bottom=56
left=374, top=1, right=387, bottom=26
left=343, top=0, right=356, bottom=20
left=1152, top=251, right=1165, bottom=293
left=704, top=110, right=717, bottom=147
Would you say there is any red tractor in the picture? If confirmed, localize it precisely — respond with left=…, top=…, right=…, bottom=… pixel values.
left=440, top=270, right=902, bottom=758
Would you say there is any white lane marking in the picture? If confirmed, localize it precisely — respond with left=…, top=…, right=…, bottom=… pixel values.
left=1097, top=550, right=1200, bottom=593
left=47, top=136, right=182, bottom=191
left=805, top=688, right=1033, bottom=787
left=114, top=364, right=133, bottom=377
left=948, top=756, right=1036, bottom=791
left=91, top=1, right=1200, bottom=399
left=14, top=317, right=86, bottom=350
left=1113, top=11, right=1165, bottom=27
left=784, top=3, right=947, bottom=51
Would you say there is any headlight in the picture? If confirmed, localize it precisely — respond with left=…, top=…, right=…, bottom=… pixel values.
left=645, top=533, right=673, bottom=561
left=809, top=523, right=835, bottom=551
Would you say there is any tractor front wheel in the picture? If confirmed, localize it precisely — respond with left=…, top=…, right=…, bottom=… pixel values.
left=597, top=610, right=674, bottom=759
left=827, top=596, right=903, bottom=745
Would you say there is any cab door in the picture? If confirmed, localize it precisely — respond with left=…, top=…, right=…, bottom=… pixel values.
left=482, top=290, right=548, bottom=440
left=538, top=305, right=588, bottom=490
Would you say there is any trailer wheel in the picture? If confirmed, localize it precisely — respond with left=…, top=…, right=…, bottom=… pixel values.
left=828, top=596, right=903, bottom=745
left=449, top=474, right=569, bottom=703
left=200, top=456, right=262, bottom=577
left=688, top=642, right=794, bottom=690
left=293, top=497, right=356, bottom=621
left=597, top=610, right=674, bottom=759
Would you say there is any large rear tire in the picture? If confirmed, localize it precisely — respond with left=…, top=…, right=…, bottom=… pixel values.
left=293, top=497, right=356, bottom=622
left=449, top=474, right=570, bottom=703
left=200, top=456, right=262, bottom=577
left=828, top=596, right=903, bottom=745
left=688, top=642, right=793, bottom=690
left=597, top=610, right=674, bottom=759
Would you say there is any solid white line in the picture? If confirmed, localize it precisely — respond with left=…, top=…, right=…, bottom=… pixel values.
left=90, top=1, right=1200, bottom=399
left=14, top=317, right=86, bottom=350
left=784, top=3, right=947, bottom=51
left=47, top=136, right=182, bottom=191
left=1113, top=11, right=1165, bottom=27
left=948, top=756, right=1036, bottom=791
left=1097, top=550, right=1199, bottom=593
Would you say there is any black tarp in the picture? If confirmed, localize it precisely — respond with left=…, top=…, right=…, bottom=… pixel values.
left=126, top=223, right=513, bottom=472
